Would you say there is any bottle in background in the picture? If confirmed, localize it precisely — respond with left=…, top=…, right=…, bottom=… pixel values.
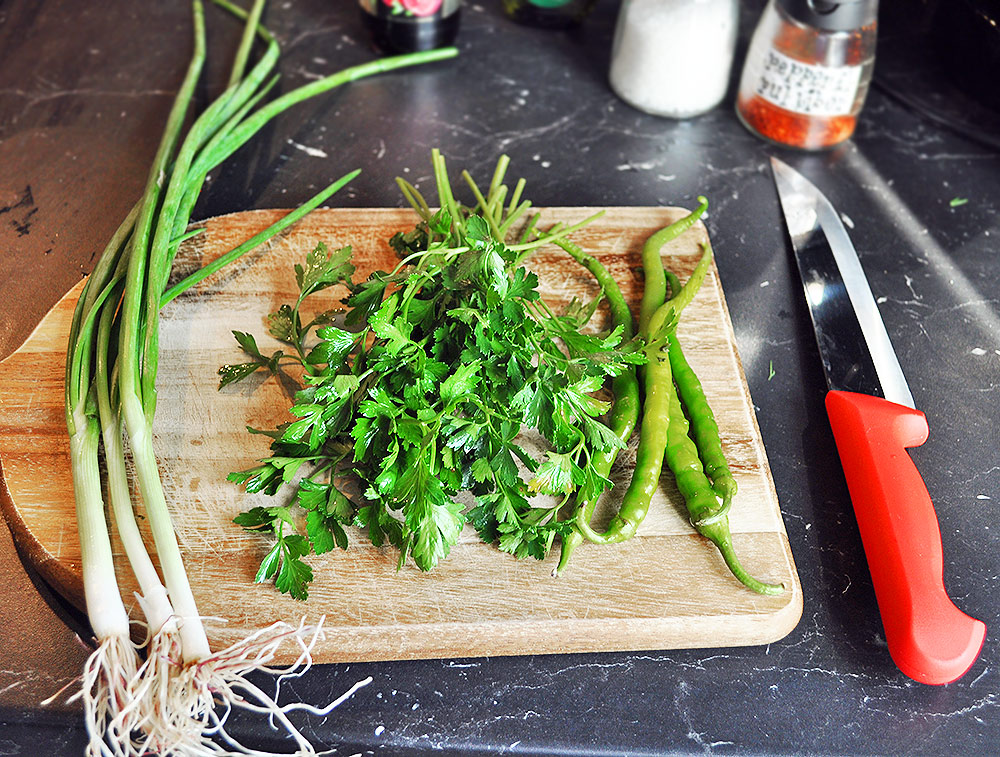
left=609, top=0, right=739, bottom=119
left=360, top=0, right=461, bottom=54
left=502, top=0, right=598, bottom=30
left=736, top=0, right=878, bottom=150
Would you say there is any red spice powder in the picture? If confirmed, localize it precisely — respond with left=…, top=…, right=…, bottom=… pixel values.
left=737, top=94, right=857, bottom=150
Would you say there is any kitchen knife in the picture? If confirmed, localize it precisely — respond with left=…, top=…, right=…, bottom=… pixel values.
left=770, top=156, right=986, bottom=685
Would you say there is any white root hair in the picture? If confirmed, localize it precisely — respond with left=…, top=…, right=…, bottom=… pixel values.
left=44, top=635, right=142, bottom=757
left=102, top=615, right=367, bottom=756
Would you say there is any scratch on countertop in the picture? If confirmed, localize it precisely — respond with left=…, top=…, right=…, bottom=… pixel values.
left=287, top=139, right=328, bottom=159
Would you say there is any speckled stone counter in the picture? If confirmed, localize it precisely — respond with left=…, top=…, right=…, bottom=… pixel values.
left=1, top=1, right=997, bottom=754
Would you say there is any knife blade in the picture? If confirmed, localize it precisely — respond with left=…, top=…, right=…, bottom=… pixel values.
left=771, top=156, right=985, bottom=685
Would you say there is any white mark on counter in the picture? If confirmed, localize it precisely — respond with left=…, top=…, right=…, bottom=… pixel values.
left=287, top=139, right=328, bottom=158
left=971, top=347, right=987, bottom=356
left=658, top=174, right=677, bottom=181
left=375, top=725, right=385, bottom=736
left=840, top=212, right=855, bottom=229
left=760, top=280, right=770, bottom=288
left=616, top=160, right=656, bottom=171
left=295, top=67, right=326, bottom=81
left=904, top=274, right=923, bottom=300
left=675, top=680, right=736, bottom=750
left=977, top=495, right=991, bottom=500
left=0, top=680, right=24, bottom=696
left=877, top=295, right=888, bottom=304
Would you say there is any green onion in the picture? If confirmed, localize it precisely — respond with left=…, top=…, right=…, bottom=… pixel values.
left=62, top=0, right=457, bottom=753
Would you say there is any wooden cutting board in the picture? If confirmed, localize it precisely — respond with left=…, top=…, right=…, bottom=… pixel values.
left=0, top=207, right=801, bottom=663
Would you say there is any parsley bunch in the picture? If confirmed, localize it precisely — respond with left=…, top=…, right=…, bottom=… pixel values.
left=224, top=152, right=642, bottom=599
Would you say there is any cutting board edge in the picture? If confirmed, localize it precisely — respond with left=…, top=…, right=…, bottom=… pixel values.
left=0, top=283, right=89, bottom=627
left=206, top=582, right=805, bottom=665
left=0, top=279, right=85, bottom=368
left=0, top=454, right=86, bottom=614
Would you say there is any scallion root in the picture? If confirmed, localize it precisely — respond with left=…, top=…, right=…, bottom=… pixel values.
left=77, top=635, right=141, bottom=757
left=120, top=617, right=368, bottom=756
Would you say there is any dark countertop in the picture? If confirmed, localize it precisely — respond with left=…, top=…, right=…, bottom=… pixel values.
left=1, top=1, right=997, bottom=754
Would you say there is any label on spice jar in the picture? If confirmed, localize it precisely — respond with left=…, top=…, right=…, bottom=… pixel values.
left=751, top=49, right=862, bottom=117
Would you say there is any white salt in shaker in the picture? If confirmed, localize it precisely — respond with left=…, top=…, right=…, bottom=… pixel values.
left=609, top=0, right=739, bottom=119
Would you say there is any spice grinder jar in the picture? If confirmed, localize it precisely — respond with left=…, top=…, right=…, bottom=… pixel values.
left=736, top=0, right=879, bottom=149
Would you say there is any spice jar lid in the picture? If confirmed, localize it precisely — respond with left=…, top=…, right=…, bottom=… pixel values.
left=777, top=0, right=878, bottom=31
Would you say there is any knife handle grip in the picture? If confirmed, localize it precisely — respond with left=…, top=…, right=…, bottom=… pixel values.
left=825, top=390, right=985, bottom=685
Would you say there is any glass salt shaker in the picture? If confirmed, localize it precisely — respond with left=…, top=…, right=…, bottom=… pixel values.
left=609, top=0, right=740, bottom=119
left=736, top=0, right=879, bottom=150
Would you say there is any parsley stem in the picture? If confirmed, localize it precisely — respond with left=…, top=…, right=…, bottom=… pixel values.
left=507, top=210, right=606, bottom=261
left=497, top=197, right=533, bottom=239
left=506, top=177, right=527, bottom=221
left=487, top=154, right=510, bottom=201
left=432, top=148, right=465, bottom=236
left=461, top=170, right=502, bottom=240
left=395, top=177, right=433, bottom=221
left=389, top=244, right=469, bottom=278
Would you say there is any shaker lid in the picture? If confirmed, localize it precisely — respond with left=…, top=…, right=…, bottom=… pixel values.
left=778, top=0, right=878, bottom=31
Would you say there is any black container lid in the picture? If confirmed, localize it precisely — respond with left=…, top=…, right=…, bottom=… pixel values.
left=778, top=0, right=878, bottom=31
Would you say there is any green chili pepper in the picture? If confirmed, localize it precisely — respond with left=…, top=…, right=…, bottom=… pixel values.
left=574, top=278, right=687, bottom=546
left=637, top=196, right=708, bottom=339
left=664, top=239, right=713, bottom=321
left=575, top=330, right=671, bottom=545
left=564, top=211, right=716, bottom=555
left=552, top=239, right=641, bottom=573
left=664, top=380, right=784, bottom=595
left=664, top=269, right=682, bottom=303
left=573, top=236, right=712, bottom=547
left=668, top=333, right=737, bottom=505
left=664, top=269, right=736, bottom=506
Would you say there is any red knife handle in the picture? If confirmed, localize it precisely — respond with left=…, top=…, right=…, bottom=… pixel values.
left=825, top=390, right=985, bottom=685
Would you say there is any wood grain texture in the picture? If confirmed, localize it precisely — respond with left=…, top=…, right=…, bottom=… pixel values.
left=0, top=207, right=802, bottom=662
